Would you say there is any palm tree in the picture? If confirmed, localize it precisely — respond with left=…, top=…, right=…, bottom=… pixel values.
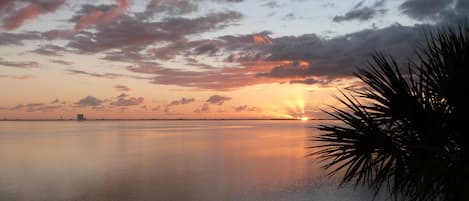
left=310, top=24, right=469, bottom=201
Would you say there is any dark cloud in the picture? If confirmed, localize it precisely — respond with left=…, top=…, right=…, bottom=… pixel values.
left=75, top=96, right=104, bottom=107
left=31, top=44, right=67, bottom=56
left=0, top=0, right=15, bottom=13
left=67, top=11, right=242, bottom=54
left=0, top=32, right=41, bottom=46
left=399, top=0, right=452, bottom=20
left=110, top=94, right=144, bottom=106
left=233, top=105, right=260, bottom=112
left=289, top=77, right=336, bottom=87
left=206, top=95, right=231, bottom=105
left=193, top=43, right=218, bottom=55
left=263, top=24, right=423, bottom=77
left=257, top=60, right=312, bottom=78
left=397, top=0, right=468, bottom=24
left=333, top=7, right=386, bottom=22
left=124, top=22, right=424, bottom=90
left=115, top=84, right=131, bottom=91
left=0, top=59, right=39, bottom=68
left=333, top=0, right=387, bottom=22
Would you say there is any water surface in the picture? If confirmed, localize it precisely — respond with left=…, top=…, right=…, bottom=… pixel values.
left=0, top=120, right=376, bottom=201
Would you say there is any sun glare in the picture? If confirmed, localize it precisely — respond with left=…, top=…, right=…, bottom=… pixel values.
left=300, top=116, right=309, bottom=121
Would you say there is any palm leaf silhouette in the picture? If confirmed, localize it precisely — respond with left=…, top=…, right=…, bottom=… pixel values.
left=311, top=24, right=469, bottom=201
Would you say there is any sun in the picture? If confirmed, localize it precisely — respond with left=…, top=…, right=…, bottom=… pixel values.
left=300, top=116, right=309, bottom=121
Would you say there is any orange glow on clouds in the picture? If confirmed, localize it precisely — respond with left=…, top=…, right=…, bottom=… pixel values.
left=252, top=35, right=273, bottom=44
left=298, top=60, right=310, bottom=68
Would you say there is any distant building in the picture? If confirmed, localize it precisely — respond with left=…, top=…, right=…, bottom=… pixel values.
left=77, top=114, right=86, bottom=121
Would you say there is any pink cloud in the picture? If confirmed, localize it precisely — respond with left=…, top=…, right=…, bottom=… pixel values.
left=2, top=0, right=65, bottom=30
left=74, top=0, right=131, bottom=31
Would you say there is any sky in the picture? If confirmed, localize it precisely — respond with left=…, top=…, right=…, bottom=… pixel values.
left=0, top=0, right=467, bottom=119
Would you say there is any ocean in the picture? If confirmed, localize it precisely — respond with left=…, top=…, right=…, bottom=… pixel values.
left=0, top=120, right=376, bottom=201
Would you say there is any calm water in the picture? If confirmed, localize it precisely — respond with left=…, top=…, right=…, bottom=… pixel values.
left=0, top=120, right=377, bottom=201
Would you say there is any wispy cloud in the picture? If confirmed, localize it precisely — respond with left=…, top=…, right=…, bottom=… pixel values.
left=206, top=95, right=232, bottom=105
left=75, top=96, right=103, bottom=107
left=2, top=0, right=65, bottom=30
left=0, top=59, right=39, bottom=68
left=233, top=105, right=260, bottom=112
left=110, top=93, right=144, bottom=106
left=115, top=84, right=131, bottom=91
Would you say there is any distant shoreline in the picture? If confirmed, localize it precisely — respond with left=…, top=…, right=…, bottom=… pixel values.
left=0, top=118, right=338, bottom=121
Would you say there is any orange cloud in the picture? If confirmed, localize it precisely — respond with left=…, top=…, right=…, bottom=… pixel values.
left=298, top=60, right=310, bottom=68
left=252, top=34, right=273, bottom=44
left=75, top=0, right=131, bottom=31
left=3, top=0, right=65, bottom=30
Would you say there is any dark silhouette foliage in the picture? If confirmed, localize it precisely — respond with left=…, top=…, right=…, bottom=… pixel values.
left=311, top=24, right=469, bottom=201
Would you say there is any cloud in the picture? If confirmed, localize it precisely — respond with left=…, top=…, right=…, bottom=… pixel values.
left=50, top=59, right=73, bottom=65
left=252, top=34, right=273, bottom=44
left=67, top=11, right=242, bottom=54
left=124, top=22, right=427, bottom=90
left=72, top=0, right=131, bottom=31
left=115, top=84, right=131, bottom=91
left=0, top=32, right=41, bottom=46
left=206, top=95, right=232, bottom=105
left=110, top=94, right=144, bottom=106
left=75, top=96, right=103, bottom=107
left=66, top=69, right=122, bottom=79
left=31, top=44, right=67, bottom=56
left=10, top=102, right=63, bottom=112
left=49, top=98, right=60, bottom=104
left=169, top=97, right=195, bottom=106
left=126, top=61, right=287, bottom=90
left=261, top=24, right=422, bottom=78
left=333, top=0, right=387, bottom=22
left=396, top=0, right=468, bottom=23
left=257, top=60, right=311, bottom=78
left=141, top=0, right=199, bottom=18
left=233, top=105, right=260, bottom=112
left=399, top=0, right=452, bottom=20
left=65, top=69, right=149, bottom=80
left=2, top=0, right=65, bottom=30
left=0, top=59, right=39, bottom=68
left=117, top=93, right=129, bottom=98
left=194, top=103, right=210, bottom=113
left=160, top=97, right=196, bottom=112
left=0, top=74, right=33, bottom=80
left=0, top=0, right=15, bottom=12
left=261, top=1, right=280, bottom=8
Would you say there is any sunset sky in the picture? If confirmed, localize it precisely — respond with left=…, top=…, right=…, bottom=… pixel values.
left=0, top=0, right=466, bottom=119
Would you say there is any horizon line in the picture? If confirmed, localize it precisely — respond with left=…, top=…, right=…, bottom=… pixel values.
left=0, top=118, right=338, bottom=121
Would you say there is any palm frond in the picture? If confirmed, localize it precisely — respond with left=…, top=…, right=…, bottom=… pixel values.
left=310, top=23, right=469, bottom=201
